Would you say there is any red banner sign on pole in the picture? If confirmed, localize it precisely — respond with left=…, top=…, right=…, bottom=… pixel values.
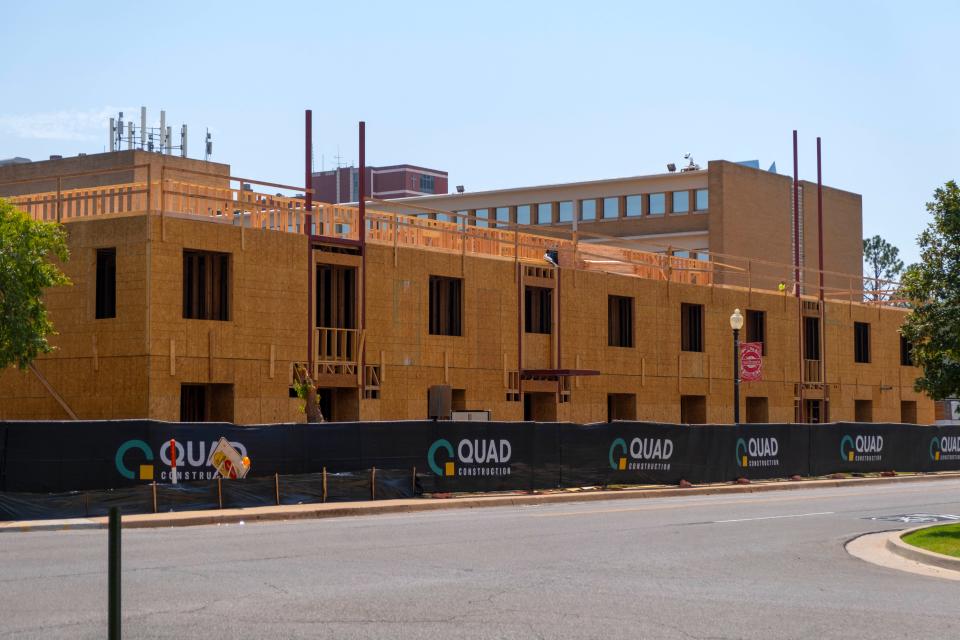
left=740, top=342, right=763, bottom=382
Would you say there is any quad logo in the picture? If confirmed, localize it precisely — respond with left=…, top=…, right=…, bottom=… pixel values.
left=930, top=436, right=960, bottom=462
left=608, top=437, right=674, bottom=471
left=840, top=434, right=883, bottom=463
left=735, top=437, right=779, bottom=468
left=428, top=438, right=512, bottom=477
left=115, top=438, right=248, bottom=481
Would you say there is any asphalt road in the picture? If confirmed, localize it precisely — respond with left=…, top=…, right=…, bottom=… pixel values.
left=2, top=480, right=960, bottom=639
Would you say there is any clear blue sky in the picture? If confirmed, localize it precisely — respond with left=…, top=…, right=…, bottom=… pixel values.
left=2, top=1, right=957, bottom=265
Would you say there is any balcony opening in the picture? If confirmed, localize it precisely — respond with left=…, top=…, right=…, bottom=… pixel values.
left=523, top=392, right=557, bottom=422
left=318, top=387, right=359, bottom=422
left=797, top=399, right=823, bottom=424
left=804, top=316, right=821, bottom=361
left=316, top=264, right=358, bottom=365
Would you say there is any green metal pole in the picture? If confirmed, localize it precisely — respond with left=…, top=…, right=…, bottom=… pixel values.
left=108, top=507, right=121, bottom=639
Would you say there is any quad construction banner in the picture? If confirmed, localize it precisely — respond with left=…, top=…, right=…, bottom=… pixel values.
left=0, top=419, right=953, bottom=518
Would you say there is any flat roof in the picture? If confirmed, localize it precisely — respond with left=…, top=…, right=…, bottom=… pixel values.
left=391, top=168, right=708, bottom=203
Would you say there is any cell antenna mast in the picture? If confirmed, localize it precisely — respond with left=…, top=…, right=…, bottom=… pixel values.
left=105, top=106, right=206, bottom=159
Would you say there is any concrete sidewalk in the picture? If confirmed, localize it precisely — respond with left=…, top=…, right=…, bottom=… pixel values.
left=4, top=471, right=960, bottom=533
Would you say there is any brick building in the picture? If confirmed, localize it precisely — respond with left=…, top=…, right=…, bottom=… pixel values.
left=311, top=164, right=448, bottom=204
left=391, top=161, right=862, bottom=294
left=0, top=153, right=929, bottom=424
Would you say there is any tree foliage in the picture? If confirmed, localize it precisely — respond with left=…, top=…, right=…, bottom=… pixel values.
left=863, top=235, right=904, bottom=301
left=292, top=363, right=325, bottom=423
left=0, top=199, right=71, bottom=369
left=900, top=181, right=960, bottom=400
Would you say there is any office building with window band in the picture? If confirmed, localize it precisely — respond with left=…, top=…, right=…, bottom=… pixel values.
left=0, top=151, right=930, bottom=424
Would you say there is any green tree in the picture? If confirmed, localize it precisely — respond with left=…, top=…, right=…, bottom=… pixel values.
left=863, top=235, right=904, bottom=301
left=900, top=181, right=960, bottom=400
left=0, top=198, right=71, bottom=369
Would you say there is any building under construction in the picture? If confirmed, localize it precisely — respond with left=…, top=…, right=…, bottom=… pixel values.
left=0, top=124, right=930, bottom=425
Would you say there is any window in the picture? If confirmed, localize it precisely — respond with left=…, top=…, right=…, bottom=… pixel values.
left=672, top=191, right=689, bottom=213
left=746, top=310, right=766, bottom=355
left=429, top=276, right=463, bottom=336
left=649, top=193, right=665, bottom=215
left=525, top=286, right=552, bottom=334
left=517, top=205, right=532, bottom=225
left=581, top=199, right=597, bottom=220
left=558, top=201, right=574, bottom=223
left=746, top=397, right=769, bottom=423
left=603, top=197, right=619, bottom=219
left=681, top=303, right=704, bottom=352
left=95, top=248, right=116, bottom=319
left=537, top=203, right=552, bottom=225
left=495, top=207, right=510, bottom=227
left=695, top=189, right=709, bottom=211
left=183, top=250, right=230, bottom=321
left=854, top=322, right=871, bottom=363
left=680, top=395, right=706, bottom=424
left=804, top=316, right=821, bottom=360
left=419, top=174, right=435, bottom=193
left=855, top=399, right=873, bottom=423
left=475, top=208, right=489, bottom=228
left=900, top=335, right=914, bottom=366
left=608, top=295, right=634, bottom=347
left=625, top=195, right=642, bottom=217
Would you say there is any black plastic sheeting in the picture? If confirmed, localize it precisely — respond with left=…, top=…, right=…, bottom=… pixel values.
left=2, top=420, right=960, bottom=521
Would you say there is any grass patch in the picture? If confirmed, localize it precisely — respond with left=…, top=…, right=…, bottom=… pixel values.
left=902, top=523, right=960, bottom=558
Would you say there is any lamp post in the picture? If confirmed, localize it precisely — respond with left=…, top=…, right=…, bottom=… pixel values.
left=730, top=308, right=744, bottom=424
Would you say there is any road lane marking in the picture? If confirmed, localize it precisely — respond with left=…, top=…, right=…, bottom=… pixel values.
left=530, top=485, right=958, bottom=518
left=713, top=511, right=834, bottom=523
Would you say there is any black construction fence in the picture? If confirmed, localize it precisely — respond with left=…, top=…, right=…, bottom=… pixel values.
left=1, top=419, right=959, bottom=521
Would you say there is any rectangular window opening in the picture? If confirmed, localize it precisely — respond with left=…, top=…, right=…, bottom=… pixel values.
left=429, top=276, right=463, bottom=336
left=525, top=286, right=552, bottom=334
left=746, top=309, right=766, bottom=355
left=608, top=295, right=634, bottom=348
left=854, top=322, right=871, bottom=363
left=183, top=250, right=230, bottom=321
left=681, top=303, right=704, bottom=352
left=900, top=334, right=914, bottom=366
left=855, top=399, right=873, bottom=423
left=95, top=247, right=116, bottom=319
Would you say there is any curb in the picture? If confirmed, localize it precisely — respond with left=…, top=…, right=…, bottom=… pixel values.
left=886, top=524, right=960, bottom=572
left=4, top=471, right=960, bottom=533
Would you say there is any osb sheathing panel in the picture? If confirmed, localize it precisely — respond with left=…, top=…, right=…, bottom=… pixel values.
left=0, top=214, right=933, bottom=425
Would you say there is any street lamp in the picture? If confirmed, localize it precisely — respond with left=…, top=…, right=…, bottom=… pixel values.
left=730, top=308, right=744, bottom=424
